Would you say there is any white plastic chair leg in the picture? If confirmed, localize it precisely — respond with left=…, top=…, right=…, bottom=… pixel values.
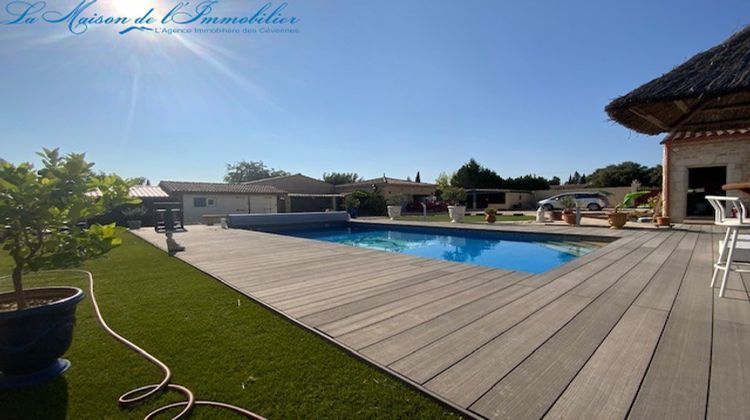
left=719, top=228, right=739, bottom=298
left=711, top=227, right=732, bottom=288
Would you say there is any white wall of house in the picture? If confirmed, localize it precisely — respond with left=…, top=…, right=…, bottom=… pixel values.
left=249, top=195, right=277, bottom=213
left=181, top=193, right=278, bottom=224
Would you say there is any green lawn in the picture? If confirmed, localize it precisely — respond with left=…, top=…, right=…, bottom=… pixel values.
left=0, top=233, right=458, bottom=419
left=395, top=214, right=534, bottom=223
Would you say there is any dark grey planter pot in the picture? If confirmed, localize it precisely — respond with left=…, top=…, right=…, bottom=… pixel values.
left=0, top=287, right=85, bottom=389
left=127, top=220, right=142, bottom=230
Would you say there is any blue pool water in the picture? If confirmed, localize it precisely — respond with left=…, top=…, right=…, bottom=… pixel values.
left=273, top=224, right=602, bottom=274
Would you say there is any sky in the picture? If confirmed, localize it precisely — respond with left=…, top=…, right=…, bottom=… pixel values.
left=2, top=0, right=750, bottom=184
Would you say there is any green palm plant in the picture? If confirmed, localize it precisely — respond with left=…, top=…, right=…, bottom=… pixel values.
left=614, top=191, right=651, bottom=213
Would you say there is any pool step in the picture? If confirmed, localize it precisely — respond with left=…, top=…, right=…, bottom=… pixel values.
left=542, top=241, right=599, bottom=256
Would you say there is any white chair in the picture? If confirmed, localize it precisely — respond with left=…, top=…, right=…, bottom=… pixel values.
left=707, top=196, right=750, bottom=297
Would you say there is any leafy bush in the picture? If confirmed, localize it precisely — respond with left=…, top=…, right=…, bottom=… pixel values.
left=442, top=187, right=467, bottom=205
left=121, top=206, right=147, bottom=219
left=386, top=194, right=406, bottom=206
left=0, top=148, right=139, bottom=309
left=344, top=194, right=360, bottom=210
left=614, top=191, right=651, bottom=213
left=559, top=195, right=577, bottom=210
left=351, top=190, right=387, bottom=216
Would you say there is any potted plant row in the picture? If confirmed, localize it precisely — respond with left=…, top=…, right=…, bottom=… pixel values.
left=0, top=149, right=137, bottom=387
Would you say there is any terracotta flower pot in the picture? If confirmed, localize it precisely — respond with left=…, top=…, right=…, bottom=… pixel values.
left=562, top=211, right=577, bottom=225
left=656, top=216, right=671, bottom=226
left=608, top=212, right=627, bottom=229
left=485, top=213, right=496, bottom=223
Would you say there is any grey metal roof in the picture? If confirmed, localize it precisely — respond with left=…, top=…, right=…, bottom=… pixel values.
left=129, top=185, right=169, bottom=198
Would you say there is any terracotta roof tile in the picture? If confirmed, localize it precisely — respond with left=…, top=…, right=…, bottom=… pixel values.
left=159, top=181, right=286, bottom=194
left=662, top=127, right=750, bottom=143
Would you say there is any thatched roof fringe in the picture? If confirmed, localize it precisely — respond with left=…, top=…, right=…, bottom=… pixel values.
left=606, top=25, right=750, bottom=134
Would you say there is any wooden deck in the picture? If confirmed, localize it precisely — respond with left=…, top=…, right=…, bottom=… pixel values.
left=133, top=221, right=750, bottom=419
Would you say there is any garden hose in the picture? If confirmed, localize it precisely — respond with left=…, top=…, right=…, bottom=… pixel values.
left=2, top=270, right=265, bottom=420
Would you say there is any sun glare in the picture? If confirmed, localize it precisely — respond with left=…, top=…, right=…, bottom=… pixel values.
left=108, top=0, right=156, bottom=18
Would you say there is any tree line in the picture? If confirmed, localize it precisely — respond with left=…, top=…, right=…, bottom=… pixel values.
left=222, top=159, right=662, bottom=190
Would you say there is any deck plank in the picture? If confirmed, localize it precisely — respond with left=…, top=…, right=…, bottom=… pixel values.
left=627, top=227, right=714, bottom=420
left=429, top=231, right=683, bottom=410
left=131, top=223, right=743, bottom=419
left=544, top=306, right=667, bottom=419
left=318, top=271, right=514, bottom=337
left=362, top=232, right=652, bottom=368
left=389, top=232, right=661, bottom=384
left=299, top=266, right=494, bottom=326
left=707, top=228, right=750, bottom=420
left=338, top=273, right=533, bottom=349
left=443, top=231, right=683, bottom=416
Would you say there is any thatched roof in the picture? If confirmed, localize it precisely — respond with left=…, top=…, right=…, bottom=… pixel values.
left=606, top=25, right=750, bottom=135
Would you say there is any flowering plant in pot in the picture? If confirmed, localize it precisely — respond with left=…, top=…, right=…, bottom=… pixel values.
left=484, top=208, right=497, bottom=223
left=0, top=148, right=137, bottom=387
left=121, top=206, right=147, bottom=230
left=608, top=191, right=649, bottom=229
left=559, top=196, right=578, bottom=225
left=385, top=194, right=405, bottom=220
left=442, top=187, right=467, bottom=223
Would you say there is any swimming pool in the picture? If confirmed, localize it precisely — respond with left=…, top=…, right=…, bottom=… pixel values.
left=267, top=223, right=604, bottom=274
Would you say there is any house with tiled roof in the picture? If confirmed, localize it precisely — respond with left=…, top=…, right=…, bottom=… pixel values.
left=245, top=173, right=437, bottom=211
left=334, top=176, right=437, bottom=204
left=142, top=174, right=435, bottom=225
left=159, top=181, right=287, bottom=224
